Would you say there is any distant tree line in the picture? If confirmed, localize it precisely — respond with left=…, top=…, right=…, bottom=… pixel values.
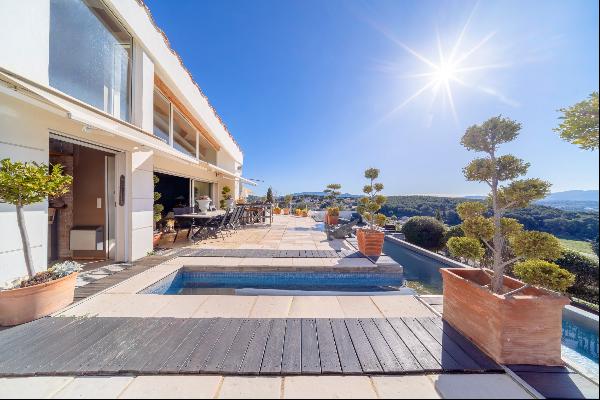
left=381, top=195, right=598, bottom=241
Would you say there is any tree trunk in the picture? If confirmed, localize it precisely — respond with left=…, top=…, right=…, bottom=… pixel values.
left=490, top=153, right=505, bottom=294
left=16, top=204, right=36, bottom=278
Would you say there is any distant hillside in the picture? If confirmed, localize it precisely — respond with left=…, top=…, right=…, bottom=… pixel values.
left=542, top=190, right=598, bottom=202
left=291, top=192, right=362, bottom=198
left=381, top=195, right=599, bottom=241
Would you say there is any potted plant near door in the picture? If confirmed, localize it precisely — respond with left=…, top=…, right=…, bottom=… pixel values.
left=443, top=116, right=574, bottom=365
left=153, top=174, right=164, bottom=247
left=356, top=168, right=387, bottom=256
left=325, top=206, right=340, bottom=225
left=0, top=159, right=81, bottom=326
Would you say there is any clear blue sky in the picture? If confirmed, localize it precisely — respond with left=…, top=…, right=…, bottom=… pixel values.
left=145, top=0, right=599, bottom=197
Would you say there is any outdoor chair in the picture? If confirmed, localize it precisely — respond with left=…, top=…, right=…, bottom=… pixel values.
left=326, top=218, right=359, bottom=240
left=203, top=208, right=231, bottom=240
left=172, top=206, right=197, bottom=242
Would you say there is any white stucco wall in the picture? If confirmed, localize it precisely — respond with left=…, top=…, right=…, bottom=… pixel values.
left=0, top=0, right=49, bottom=85
left=0, top=92, right=50, bottom=282
left=130, top=150, right=154, bottom=260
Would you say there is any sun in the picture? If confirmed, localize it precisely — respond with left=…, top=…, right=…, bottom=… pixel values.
left=434, top=62, right=457, bottom=84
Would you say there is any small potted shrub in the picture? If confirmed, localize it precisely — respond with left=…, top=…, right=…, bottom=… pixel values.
left=294, top=208, right=303, bottom=216
left=220, top=185, right=234, bottom=209
left=326, top=206, right=340, bottom=225
left=324, top=183, right=341, bottom=224
left=443, top=116, right=574, bottom=365
left=273, top=206, right=281, bottom=214
left=153, top=174, right=164, bottom=247
left=282, top=195, right=292, bottom=215
left=301, top=208, right=309, bottom=217
left=0, top=159, right=79, bottom=326
left=356, top=168, right=387, bottom=256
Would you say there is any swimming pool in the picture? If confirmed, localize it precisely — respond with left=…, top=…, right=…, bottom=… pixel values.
left=140, top=269, right=411, bottom=296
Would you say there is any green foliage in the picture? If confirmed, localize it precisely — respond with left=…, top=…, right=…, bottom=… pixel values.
left=447, top=237, right=485, bottom=262
left=266, top=187, right=274, bottom=203
left=401, top=216, right=447, bottom=250
left=444, top=225, right=465, bottom=242
left=593, top=236, right=599, bottom=256
left=0, top=158, right=72, bottom=206
left=220, top=185, right=233, bottom=209
left=152, top=174, right=163, bottom=223
left=327, top=206, right=339, bottom=217
left=513, top=259, right=575, bottom=293
left=509, top=230, right=562, bottom=260
left=495, top=178, right=551, bottom=209
left=284, top=194, right=293, bottom=207
left=461, top=215, right=495, bottom=240
left=324, top=183, right=342, bottom=207
left=456, top=202, right=487, bottom=219
left=461, top=116, right=522, bottom=153
left=555, top=249, right=599, bottom=304
left=357, top=168, right=386, bottom=230
left=554, top=92, right=599, bottom=150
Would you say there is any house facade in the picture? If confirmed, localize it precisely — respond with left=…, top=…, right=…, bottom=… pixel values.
left=0, top=0, right=252, bottom=282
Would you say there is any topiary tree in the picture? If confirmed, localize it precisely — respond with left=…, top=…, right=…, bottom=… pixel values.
left=220, top=185, right=232, bottom=209
left=266, top=187, right=274, bottom=204
left=513, top=260, right=575, bottom=293
left=356, top=168, right=386, bottom=230
left=447, top=237, right=485, bottom=264
left=555, top=249, right=599, bottom=304
left=401, top=216, right=447, bottom=250
left=324, top=183, right=342, bottom=207
left=554, top=92, right=598, bottom=151
left=0, top=159, right=72, bottom=278
left=153, top=174, right=164, bottom=224
left=284, top=194, right=293, bottom=209
left=449, top=116, right=570, bottom=294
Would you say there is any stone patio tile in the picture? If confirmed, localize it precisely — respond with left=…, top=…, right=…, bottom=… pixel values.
left=288, top=296, right=345, bottom=318
left=240, top=258, right=272, bottom=266
left=291, top=258, right=322, bottom=267
left=218, top=377, right=281, bottom=399
left=430, top=374, right=533, bottom=399
left=332, top=258, right=374, bottom=267
left=0, top=377, right=73, bottom=399
left=370, top=295, right=435, bottom=318
left=337, top=296, right=383, bottom=318
left=118, top=376, right=222, bottom=399
left=57, top=294, right=126, bottom=317
left=250, top=296, right=293, bottom=318
left=283, top=376, right=377, bottom=399
left=98, top=294, right=172, bottom=317
left=53, top=377, right=133, bottom=399
left=270, top=258, right=295, bottom=267
left=152, top=295, right=209, bottom=318
left=192, top=295, right=256, bottom=318
left=372, top=376, right=441, bottom=399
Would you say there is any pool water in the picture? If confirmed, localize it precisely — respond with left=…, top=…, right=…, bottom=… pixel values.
left=562, top=315, right=599, bottom=379
left=141, top=269, right=410, bottom=296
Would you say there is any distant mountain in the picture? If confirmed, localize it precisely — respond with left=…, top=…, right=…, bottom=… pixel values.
left=540, top=190, right=598, bottom=202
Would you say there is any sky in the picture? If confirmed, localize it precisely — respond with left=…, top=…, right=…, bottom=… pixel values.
left=145, top=0, right=599, bottom=197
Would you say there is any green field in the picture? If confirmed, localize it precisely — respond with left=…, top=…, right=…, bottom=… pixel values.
left=559, top=239, right=598, bottom=260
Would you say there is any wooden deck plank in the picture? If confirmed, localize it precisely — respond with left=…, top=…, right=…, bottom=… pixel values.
left=330, top=319, right=362, bottom=374
left=401, top=317, right=463, bottom=371
left=181, top=318, right=231, bottom=373
left=260, top=319, right=287, bottom=375
left=238, top=319, right=272, bottom=375
left=159, top=318, right=216, bottom=373
left=220, top=319, right=261, bottom=374
left=344, top=319, right=382, bottom=374
left=359, top=319, right=404, bottom=373
left=372, top=318, right=422, bottom=372
left=117, top=319, right=178, bottom=373
left=315, top=319, right=342, bottom=374
left=386, top=318, right=440, bottom=371
left=301, top=319, right=321, bottom=374
left=202, top=319, right=245, bottom=373
left=281, top=319, right=302, bottom=375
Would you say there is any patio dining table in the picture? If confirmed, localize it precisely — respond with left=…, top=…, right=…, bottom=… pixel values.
left=174, top=210, right=226, bottom=241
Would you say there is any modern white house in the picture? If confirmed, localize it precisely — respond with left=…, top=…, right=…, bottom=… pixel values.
left=0, top=0, right=253, bottom=282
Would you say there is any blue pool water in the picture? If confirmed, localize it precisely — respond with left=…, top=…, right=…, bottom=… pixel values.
left=141, top=269, right=409, bottom=296
left=562, top=313, right=599, bottom=379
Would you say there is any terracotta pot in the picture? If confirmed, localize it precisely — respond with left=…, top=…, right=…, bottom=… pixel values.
left=302, top=211, right=308, bottom=217
left=295, top=209, right=302, bottom=216
left=274, top=208, right=281, bottom=215
left=356, top=228, right=385, bottom=256
left=325, top=214, right=339, bottom=225
left=282, top=208, right=290, bottom=215
left=0, top=272, right=78, bottom=326
left=440, top=268, right=570, bottom=366
left=153, top=232, right=163, bottom=247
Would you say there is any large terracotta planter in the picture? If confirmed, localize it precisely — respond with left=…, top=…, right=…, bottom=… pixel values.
left=274, top=208, right=281, bottom=215
left=302, top=211, right=308, bottom=217
left=153, top=231, right=163, bottom=247
left=282, top=208, right=290, bottom=215
left=356, top=228, right=385, bottom=256
left=441, top=268, right=570, bottom=366
left=325, top=214, right=339, bottom=225
left=0, top=272, right=77, bottom=326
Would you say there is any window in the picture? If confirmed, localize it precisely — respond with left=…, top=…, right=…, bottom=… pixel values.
left=173, top=109, right=197, bottom=158
left=153, top=90, right=170, bottom=143
left=49, top=0, right=132, bottom=121
left=193, top=181, right=214, bottom=203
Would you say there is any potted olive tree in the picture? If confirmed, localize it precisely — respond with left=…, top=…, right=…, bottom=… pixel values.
left=153, top=174, right=164, bottom=247
left=0, top=159, right=80, bottom=326
left=220, top=185, right=234, bottom=209
left=356, top=168, right=387, bottom=256
left=443, top=116, right=575, bottom=365
left=324, top=183, right=342, bottom=225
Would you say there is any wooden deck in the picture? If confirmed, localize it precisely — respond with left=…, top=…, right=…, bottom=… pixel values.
left=0, top=316, right=501, bottom=377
